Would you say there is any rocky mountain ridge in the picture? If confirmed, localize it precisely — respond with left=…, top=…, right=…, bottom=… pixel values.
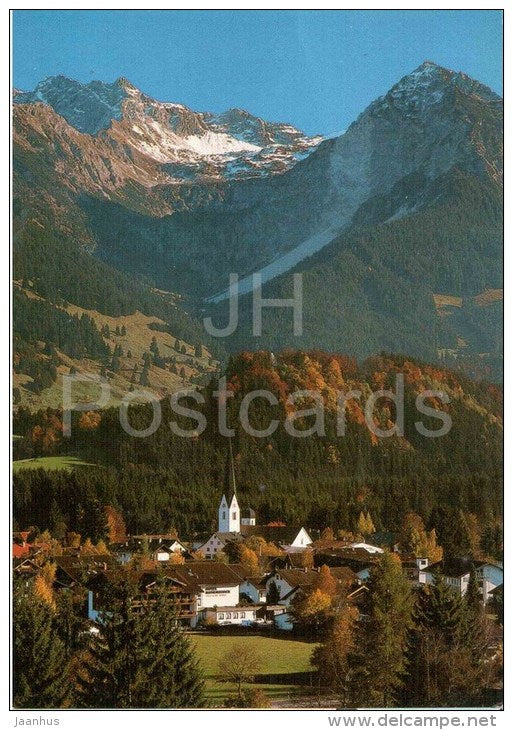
left=14, top=75, right=321, bottom=184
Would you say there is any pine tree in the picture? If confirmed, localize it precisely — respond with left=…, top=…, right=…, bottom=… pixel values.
left=150, top=336, right=159, bottom=355
left=13, top=583, right=70, bottom=708
left=266, top=580, right=281, bottom=605
left=354, top=552, right=413, bottom=706
left=420, top=572, right=465, bottom=644
left=403, top=572, right=490, bottom=707
left=139, top=366, right=150, bottom=387
left=135, top=579, right=205, bottom=707
left=79, top=576, right=205, bottom=708
left=78, top=576, right=143, bottom=708
left=465, top=564, right=482, bottom=617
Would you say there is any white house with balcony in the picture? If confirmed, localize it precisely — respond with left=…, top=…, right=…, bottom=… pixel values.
left=420, top=558, right=503, bottom=603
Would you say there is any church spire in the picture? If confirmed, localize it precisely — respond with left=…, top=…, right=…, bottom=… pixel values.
left=228, top=436, right=236, bottom=497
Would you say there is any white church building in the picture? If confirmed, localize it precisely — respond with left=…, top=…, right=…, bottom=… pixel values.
left=195, top=440, right=312, bottom=560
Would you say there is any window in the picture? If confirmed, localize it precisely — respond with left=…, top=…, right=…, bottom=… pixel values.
left=218, top=613, right=224, bottom=620
left=226, top=612, right=232, bottom=619
left=240, top=612, right=246, bottom=618
left=206, top=547, right=210, bottom=552
left=232, top=512, right=236, bottom=520
left=222, top=511, right=226, bottom=520
left=233, top=612, right=238, bottom=619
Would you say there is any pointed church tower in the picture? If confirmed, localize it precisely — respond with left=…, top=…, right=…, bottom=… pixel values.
left=218, top=494, right=230, bottom=532
left=217, top=439, right=240, bottom=533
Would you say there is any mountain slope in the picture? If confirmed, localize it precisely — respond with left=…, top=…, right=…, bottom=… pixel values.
left=13, top=62, right=503, bottom=398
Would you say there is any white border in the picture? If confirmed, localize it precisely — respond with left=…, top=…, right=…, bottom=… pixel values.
left=2, top=3, right=508, bottom=728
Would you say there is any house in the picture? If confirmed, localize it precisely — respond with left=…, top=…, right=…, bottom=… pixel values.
left=266, top=567, right=357, bottom=605
left=420, top=557, right=503, bottom=603
left=204, top=604, right=260, bottom=626
left=12, top=531, right=34, bottom=559
left=168, top=561, right=249, bottom=626
left=13, top=556, right=40, bottom=583
left=263, top=566, right=358, bottom=631
left=240, top=576, right=268, bottom=604
left=348, top=542, right=384, bottom=554
left=54, top=555, right=118, bottom=591
left=240, top=525, right=314, bottom=549
left=312, top=545, right=381, bottom=580
left=87, top=568, right=197, bottom=625
left=262, top=604, right=294, bottom=631
left=109, top=535, right=189, bottom=564
left=151, top=539, right=189, bottom=562
left=400, top=555, right=430, bottom=585
left=241, top=508, right=256, bottom=526
left=195, top=531, right=244, bottom=559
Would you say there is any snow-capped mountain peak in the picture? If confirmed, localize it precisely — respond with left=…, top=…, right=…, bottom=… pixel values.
left=13, top=75, right=322, bottom=181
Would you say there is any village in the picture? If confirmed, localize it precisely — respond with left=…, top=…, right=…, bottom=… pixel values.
left=13, top=481, right=504, bottom=633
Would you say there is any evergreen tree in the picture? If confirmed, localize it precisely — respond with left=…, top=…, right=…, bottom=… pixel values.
left=136, top=579, right=205, bottom=707
left=353, top=552, right=413, bottom=706
left=266, top=580, right=280, bottom=605
left=465, top=564, right=482, bottom=617
left=150, top=336, right=159, bottom=355
left=79, top=576, right=205, bottom=708
left=139, top=366, right=150, bottom=387
left=13, top=583, right=70, bottom=708
left=78, top=576, right=143, bottom=708
left=403, top=573, right=491, bottom=707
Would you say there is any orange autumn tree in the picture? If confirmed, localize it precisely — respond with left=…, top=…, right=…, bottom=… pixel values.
left=315, top=565, right=337, bottom=597
left=292, top=588, right=333, bottom=633
left=312, top=602, right=359, bottom=702
left=34, top=561, right=57, bottom=609
left=105, top=506, right=127, bottom=543
left=399, top=512, right=443, bottom=563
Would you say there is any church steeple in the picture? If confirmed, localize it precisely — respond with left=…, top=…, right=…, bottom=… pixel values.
left=228, top=436, right=237, bottom=497
left=218, top=438, right=240, bottom=533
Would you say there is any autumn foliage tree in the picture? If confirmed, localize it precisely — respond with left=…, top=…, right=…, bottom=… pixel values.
left=312, top=602, right=359, bottom=704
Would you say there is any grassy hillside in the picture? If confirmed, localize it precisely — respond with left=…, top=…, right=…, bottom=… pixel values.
left=13, top=282, right=220, bottom=411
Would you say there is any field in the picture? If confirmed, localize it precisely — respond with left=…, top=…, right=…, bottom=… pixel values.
left=12, top=455, right=96, bottom=473
left=190, top=633, right=319, bottom=707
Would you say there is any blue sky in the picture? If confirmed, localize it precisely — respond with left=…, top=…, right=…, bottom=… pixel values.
left=12, top=10, right=502, bottom=135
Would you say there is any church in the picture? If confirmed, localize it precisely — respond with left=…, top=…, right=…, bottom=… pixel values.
left=218, top=492, right=256, bottom=533
left=194, top=440, right=313, bottom=560
left=195, top=488, right=313, bottom=560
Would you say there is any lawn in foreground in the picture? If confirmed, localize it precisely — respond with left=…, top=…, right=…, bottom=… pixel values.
left=12, top=455, right=95, bottom=473
left=191, top=633, right=318, bottom=706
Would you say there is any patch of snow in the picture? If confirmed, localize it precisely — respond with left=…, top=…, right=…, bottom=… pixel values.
left=184, top=131, right=261, bottom=156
